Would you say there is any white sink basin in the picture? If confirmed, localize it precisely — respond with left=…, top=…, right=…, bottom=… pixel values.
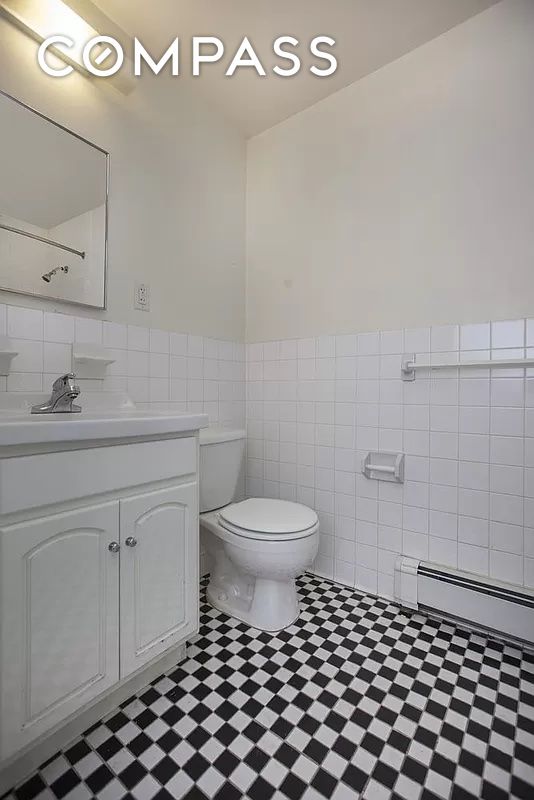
left=0, top=393, right=208, bottom=447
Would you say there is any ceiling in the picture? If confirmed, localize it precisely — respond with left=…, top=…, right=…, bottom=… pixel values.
left=94, top=0, right=500, bottom=137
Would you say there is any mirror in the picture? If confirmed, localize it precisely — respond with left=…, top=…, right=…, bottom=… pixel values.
left=0, top=91, right=108, bottom=309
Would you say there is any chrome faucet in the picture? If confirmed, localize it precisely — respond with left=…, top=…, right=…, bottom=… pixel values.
left=31, top=373, right=81, bottom=414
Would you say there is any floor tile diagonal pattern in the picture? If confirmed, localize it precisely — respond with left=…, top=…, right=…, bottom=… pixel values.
left=3, top=575, right=534, bottom=800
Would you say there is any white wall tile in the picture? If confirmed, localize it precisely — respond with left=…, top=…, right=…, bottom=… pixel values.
left=149, top=353, right=170, bottom=379
left=316, top=336, right=335, bottom=358
left=491, top=378, right=525, bottom=407
left=459, top=407, right=490, bottom=435
left=170, top=379, right=187, bottom=401
left=459, top=461, right=489, bottom=492
left=490, top=465, right=523, bottom=496
left=402, top=531, right=428, bottom=560
left=150, top=329, right=170, bottom=354
left=459, top=379, right=490, bottom=407
left=430, top=484, right=458, bottom=514
left=43, top=342, right=71, bottom=374
left=279, top=340, right=297, bottom=360
left=245, top=315, right=531, bottom=592
left=297, top=338, right=316, bottom=359
left=460, top=323, right=490, bottom=351
left=491, top=319, right=525, bottom=349
left=169, top=333, right=188, bottom=356
left=490, top=521, right=523, bottom=555
left=128, top=325, right=149, bottom=352
left=7, top=306, right=42, bottom=340
left=490, top=550, right=523, bottom=584
left=335, top=357, right=357, bottom=380
left=333, top=335, right=355, bottom=358
left=458, top=543, right=488, bottom=576
left=459, top=489, right=489, bottom=520
left=10, top=340, right=43, bottom=373
left=44, top=312, right=74, bottom=343
left=7, top=372, right=42, bottom=391
left=431, top=325, right=459, bottom=353
left=356, top=333, right=379, bottom=356
left=429, top=510, right=457, bottom=540
left=458, top=516, right=489, bottom=547
left=75, top=317, right=102, bottom=344
left=489, top=493, right=523, bottom=526
left=524, top=558, right=534, bottom=588
left=430, top=406, right=458, bottom=433
left=187, top=335, right=204, bottom=357
left=490, top=407, right=524, bottom=437
left=103, top=321, right=127, bottom=349
left=429, top=537, right=457, bottom=568
left=355, top=565, right=377, bottom=594
left=459, top=434, right=489, bottom=463
left=128, top=350, right=149, bottom=377
left=429, top=458, right=457, bottom=486
left=490, top=436, right=524, bottom=466
left=404, top=327, right=430, bottom=353
left=380, top=330, right=404, bottom=355
left=430, top=432, right=458, bottom=460
left=149, top=378, right=169, bottom=402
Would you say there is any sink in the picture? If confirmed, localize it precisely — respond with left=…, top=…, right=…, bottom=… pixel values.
left=0, top=393, right=209, bottom=447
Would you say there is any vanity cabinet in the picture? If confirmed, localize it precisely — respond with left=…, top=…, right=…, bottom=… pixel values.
left=119, top=483, right=198, bottom=677
left=0, top=435, right=200, bottom=763
left=0, top=503, right=120, bottom=759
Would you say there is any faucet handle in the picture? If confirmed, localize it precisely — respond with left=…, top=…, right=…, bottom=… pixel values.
left=53, top=373, right=77, bottom=391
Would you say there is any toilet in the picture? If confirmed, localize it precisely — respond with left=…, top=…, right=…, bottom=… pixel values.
left=199, top=427, right=319, bottom=631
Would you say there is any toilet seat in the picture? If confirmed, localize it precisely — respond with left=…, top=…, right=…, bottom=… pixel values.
left=218, top=498, right=318, bottom=541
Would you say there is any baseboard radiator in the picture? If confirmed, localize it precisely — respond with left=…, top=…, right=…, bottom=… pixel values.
left=394, top=557, right=534, bottom=647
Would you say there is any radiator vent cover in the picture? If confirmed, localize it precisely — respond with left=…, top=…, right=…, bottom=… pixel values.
left=394, top=558, right=534, bottom=647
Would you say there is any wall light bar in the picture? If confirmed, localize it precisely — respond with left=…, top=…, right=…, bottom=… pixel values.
left=0, top=0, right=134, bottom=93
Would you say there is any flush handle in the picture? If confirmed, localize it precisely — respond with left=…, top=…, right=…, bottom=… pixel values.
left=108, top=541, right=120, bottom=553
left=125, top=537, right=138, bottom=548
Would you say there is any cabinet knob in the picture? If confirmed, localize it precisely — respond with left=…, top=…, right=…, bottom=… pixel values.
left=125, top=537, right=138, bottom=548
left=108, top=541, right=120, bottom=553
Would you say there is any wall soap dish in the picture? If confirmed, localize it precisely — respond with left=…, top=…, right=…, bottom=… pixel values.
left=0, top=335, right=19, bottom=376
left=72, top=343, right=115, bottom=380
left=363, top=452, right=405, bottom=483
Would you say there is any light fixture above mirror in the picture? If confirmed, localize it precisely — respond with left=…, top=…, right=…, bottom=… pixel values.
left=0, top=0, right=134, bottom=93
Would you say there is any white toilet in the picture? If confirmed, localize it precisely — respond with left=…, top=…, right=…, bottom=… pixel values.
left=199, top=427, right=319, bottom=631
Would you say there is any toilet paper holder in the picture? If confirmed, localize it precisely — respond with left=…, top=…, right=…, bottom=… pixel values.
left=363, top=452, right=405, bottom=483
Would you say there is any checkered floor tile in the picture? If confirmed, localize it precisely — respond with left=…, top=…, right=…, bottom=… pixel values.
left=3, top=574, right=534, bottom=800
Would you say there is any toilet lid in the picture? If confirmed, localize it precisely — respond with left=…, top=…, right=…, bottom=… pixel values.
left=219, top=498, right=318, bottom=535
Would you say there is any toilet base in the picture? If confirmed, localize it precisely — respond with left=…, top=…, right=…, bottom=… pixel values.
left=207, top=576, right=300, bottom=632
left=200, top=508, right=319, bottom=632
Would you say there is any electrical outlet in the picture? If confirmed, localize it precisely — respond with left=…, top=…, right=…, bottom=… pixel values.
left=134, top=283, right=150, bottom=311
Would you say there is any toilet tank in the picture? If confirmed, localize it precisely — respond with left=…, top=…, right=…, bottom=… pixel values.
left=199, top=427, right=246, bottom=512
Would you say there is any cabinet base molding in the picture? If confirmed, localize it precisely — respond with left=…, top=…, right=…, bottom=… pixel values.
left=0, top=644, right=186, bottom=796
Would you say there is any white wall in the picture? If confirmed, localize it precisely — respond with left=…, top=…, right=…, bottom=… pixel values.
left=246, top=0, right=534, bottom=343
left=0, top=17, right=246, bottom=341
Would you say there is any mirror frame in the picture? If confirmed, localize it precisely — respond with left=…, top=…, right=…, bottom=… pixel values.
left=0, top=89, right=109, bottom=310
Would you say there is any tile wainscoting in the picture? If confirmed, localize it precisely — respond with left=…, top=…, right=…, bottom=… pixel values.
left=245, top=319, right=534, bottom=599
left=2, top=301, right=533, bottom=604
left=0, top=302, right=245, bottom=428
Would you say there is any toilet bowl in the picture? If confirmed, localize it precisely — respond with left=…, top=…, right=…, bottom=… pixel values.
left=199, top=428, right=319, bottom=631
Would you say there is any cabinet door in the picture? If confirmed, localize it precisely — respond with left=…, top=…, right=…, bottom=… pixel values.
left=120, top=483, right=198, bottom=677
left=0, top=503, right=119, bottom=760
